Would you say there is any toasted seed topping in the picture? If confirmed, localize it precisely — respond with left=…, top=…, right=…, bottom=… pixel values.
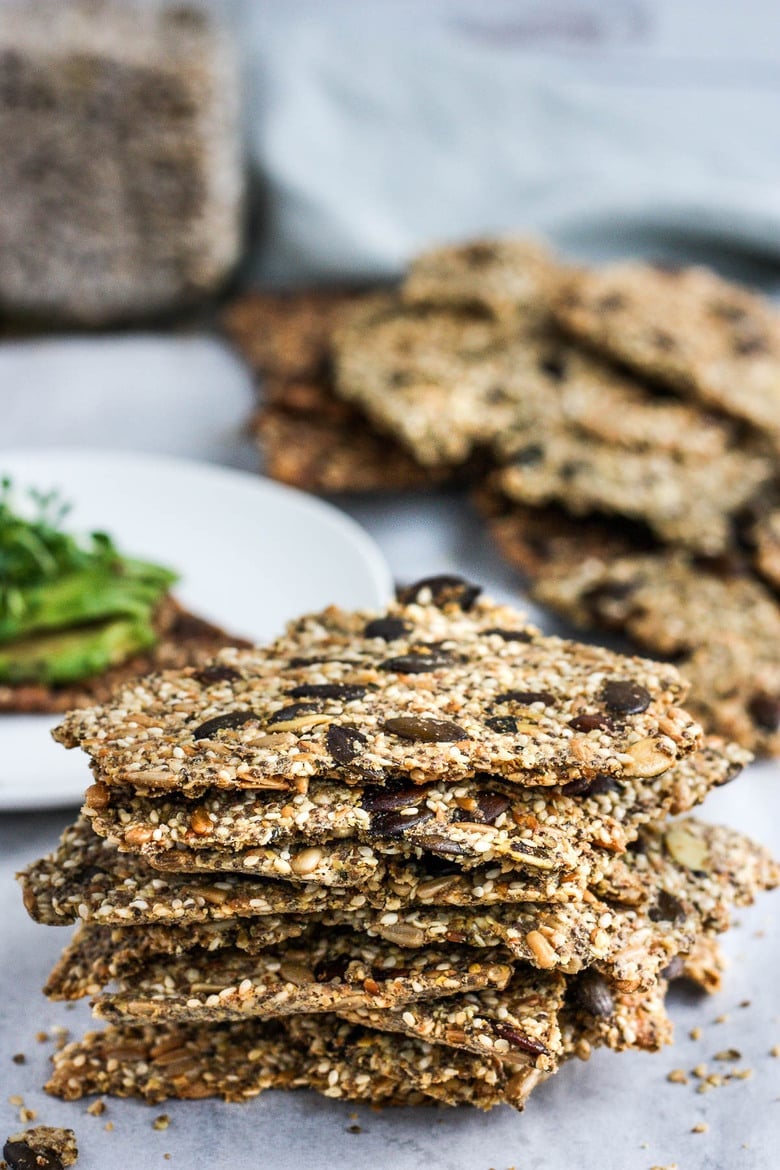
left=473, top=793, right=510, bottom=823
left=602, top=680, right=652, bottom=715
left=572, top=970, right=614, bottom=1017
left=648, top=890, right=685, bottom=923
left=192, top=711, right=259, bottom=740
left=396, top=576, right=482, bottom=611
left=363, top=618, right=412, bottom=641
left=289, top=684, right=370, bottom=701
left=381, top=717, right=469, bottom=743
left=194, top=665, right=241, bottom=686
left=496, top=690, right=556, bottom=706
left=748, top=693, right=780, bottom=732
left=268, top=702, right=322, bottom=725
left=369, top=809, right=434, bottom=837
left=360, top=783, right=427, bottom=813
left=482, top=628, right=534, bottom=642
left=378, top=653, right=453, bottom=674
left=326, top=724, right=368, bottom=766
left=485, top=716, right=522, bottom=734
left=569, top=713, right=612, bottom=733
left=3, top=1142, right=64, bottom=1170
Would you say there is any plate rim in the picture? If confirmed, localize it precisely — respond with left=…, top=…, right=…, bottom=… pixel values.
left=0, top=447, right=395, bottom=811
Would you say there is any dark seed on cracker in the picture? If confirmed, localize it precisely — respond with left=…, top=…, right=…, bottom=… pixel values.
left=363, top=618, right=412, bottom=641
left=3, top=1142, right=63, bottom=1170
left=379, top=654, right=453, bottom=674
left=512, top=443, right=545, bottom=466
left=474, top=793, right=510, bottom=823
left=371, top=808, right=434, bottom=836
left=313, top=957, right=350, bottom=983
left=560, top=773, right=617, bottom=798
left=361, top=784, right=428, bottom=813
left=485, top=716, right=521, bottom=734
left=602, top=680, right=651, bottom=715
left=568, top=713, right=613, bottom=733
left=748, top=693, right=780, bottom=732
left=289, top=684, right=369, bottom=701
left=482, top=627, right=533, bottom=642
left=539, top=354, right=567, bottom=381
left=381, top=716, right=468, bottom=742
left=649, top=890, right=686, bottom=923
left=414, top=833, right=468, bottom=858
left=495, top=690, right=555, bottom=707
left=326, top=723, right=368, bottom=765
left=396, top=575, right=482, bottom=611
left=572, top=970, right=615, bottom=1017
left=191, top=711, right=259, bottom=740
left=194, top=665, right=241, bottom=686
left=493, top=1023, right=548, bottom=1056
left=268, top=702, right=322, bottom=725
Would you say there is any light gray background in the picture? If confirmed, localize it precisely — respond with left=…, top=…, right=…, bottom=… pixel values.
left=2, top=0, right=780, bottom=1167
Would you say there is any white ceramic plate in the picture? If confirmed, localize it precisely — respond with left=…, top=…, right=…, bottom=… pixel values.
left=0, top=450, right=394, bottom=810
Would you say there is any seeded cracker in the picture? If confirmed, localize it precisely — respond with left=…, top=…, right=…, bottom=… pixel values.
left=46, top=1018, right=537, bottom=1110
left=495, top=420, right=769, bottom=556
left=16, top=575, right=780, bottom=1117
left=553, top=260, right=780, bottom=450
left=89, top=931, right=512, bottom=1025
left=402, top=236, right=558, bottom=322
left=81, top=742, right=742, bottom=897
left=336, top=968, right=565, bottom=1069
left=221, top=287, right=443, bottom=493
left=480, top=492, right=780, bottom=755
left=54, top=589, right=700, bottom=792
left=3, top=1126, right=78, bottom=1169
left=329, top=239, right=559, bottom=471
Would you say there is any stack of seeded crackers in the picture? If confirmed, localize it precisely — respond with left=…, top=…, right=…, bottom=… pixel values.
left=19, top=580, right=778, bottom=1110
left=223, top=239, right=780, bottom=757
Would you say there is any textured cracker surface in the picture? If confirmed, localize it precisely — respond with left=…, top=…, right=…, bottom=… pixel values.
left=553, top=260, right=780, bottom=449
left=54, top=593, right=700, bottom=793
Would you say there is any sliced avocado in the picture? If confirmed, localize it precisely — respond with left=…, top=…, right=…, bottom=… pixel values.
left=0, top=616, right=160, bottom=686
left=0, top=560, right=177, bottom=642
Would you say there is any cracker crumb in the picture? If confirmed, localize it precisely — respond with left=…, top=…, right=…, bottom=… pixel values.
left=689, top=1026, right=702, bottom=1041
left=86, top=1099, right=106, bottom=1116
left=714, top=1013, right=729, bottom=1024
left=692, top=1063, right=709, bottom=1079
left=11, top=1054, right=26, bottom=1065
left=18, top=1108, right=37, bottom=1124
left=164, top=1156, right=171, bottom=1162
left=35, top=1031, right=49, bottom=1043
left=347, top=1124, right=362, bottom=1134
left=730, top=1068, right=753, bottom=1081
left=739, top=1000, right=751, bottom=1008
left=770, top=1045, right=780, bottom=1058
left=7, top=1096, right=23, bottom=1107
left=692, top=1121, right=708, bottom=1133
left=714, top=1049, right=741, bottom=1061
left=104, top=1121, right=114, bottom=1132
left=668, top=1069, right=688, bottom=1084
left=153, top=1114, right=170, bottom=1131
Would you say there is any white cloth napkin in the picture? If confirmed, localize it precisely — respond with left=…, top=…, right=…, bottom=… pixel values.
left=233, top=0, right=780, bottom=282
